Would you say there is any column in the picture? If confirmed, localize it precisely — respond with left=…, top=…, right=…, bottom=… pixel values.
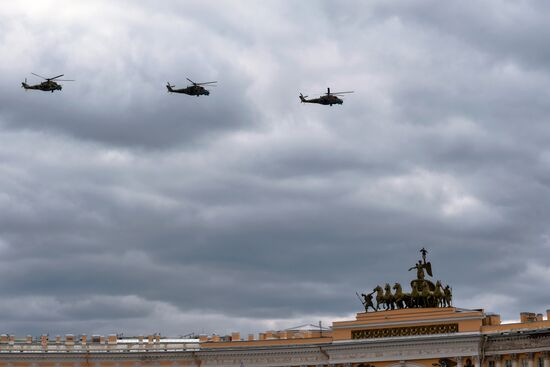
left=527, top=353, right=535, bottom=367
left=475, top=357, right=481, bottom=367
left=496, top=356, right=503, bottom=367
left=543, top=352, right=550, bottom=367
left=457, top=357, right=463, bottom=367
left=512, top=354, right=519, bottom=367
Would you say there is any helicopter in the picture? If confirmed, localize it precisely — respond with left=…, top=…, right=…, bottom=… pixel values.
left=166, top=78, right=217, bottom=96
left=21, top=73, right=74, bottom=93
left=299, top=88, right=354, bottom=106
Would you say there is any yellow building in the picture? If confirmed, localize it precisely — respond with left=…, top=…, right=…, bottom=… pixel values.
left=0, top=307, right=549, bottom=367
left=1, top=250, right=548, bottom=366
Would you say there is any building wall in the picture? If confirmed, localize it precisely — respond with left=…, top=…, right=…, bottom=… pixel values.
left=1, top=308, right=549, bottom=367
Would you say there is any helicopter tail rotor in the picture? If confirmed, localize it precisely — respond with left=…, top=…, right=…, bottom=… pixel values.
left=299, top=93, right=307, bottom=103
left=166, top=82, right=175, bottom=92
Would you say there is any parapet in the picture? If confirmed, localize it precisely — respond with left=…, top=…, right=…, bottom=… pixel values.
left=0, top=334, right=199, bottom=353
left=199, top=324, right=333, bottom=349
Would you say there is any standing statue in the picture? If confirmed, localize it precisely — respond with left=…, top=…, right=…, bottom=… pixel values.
left=357, top=291, right=376, bottom=312
left=409, top=248, right=433, bottom=280
left=409, top=260, right=427, bottom=280
left=443, top=285, right=453, bottom=307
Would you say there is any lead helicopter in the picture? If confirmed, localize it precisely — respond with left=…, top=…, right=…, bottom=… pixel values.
left=299, top=88, right=354, bottom=106
left=22, top=73, right=74, bottom=93
left=166, top=78, right=217, bottom=96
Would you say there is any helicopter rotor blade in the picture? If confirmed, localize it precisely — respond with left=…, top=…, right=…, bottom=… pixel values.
left=49, top=74, right=65, bottom=80
left=197, top=81, right=217, bottom=85
left=55, top=79, right=75, bottom=82
left=31, top=72, right=48, bottom=80
left=186, top=78, right=197, bottom=85
left=331, top=91, right=354, bottom=95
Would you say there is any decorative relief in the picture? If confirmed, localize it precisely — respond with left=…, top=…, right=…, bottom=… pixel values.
left=485, top=334, right=550, bottom=352
left=351, top=323, right=459, bottom=339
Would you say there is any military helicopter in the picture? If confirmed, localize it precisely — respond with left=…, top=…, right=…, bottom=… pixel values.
left=21, top=73, right=74, bottom=93
left=166, top=78, right=217, bottom=96
left=299, top=88, right=354, bottom=106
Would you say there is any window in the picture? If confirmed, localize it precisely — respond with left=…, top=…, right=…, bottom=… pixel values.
left=522, top=360, right=529, bottom=367
left=506, top=360, right=513, bottom=367
left=538, top=358, right=544, bottom=367
left=489, top=361, right=495, bottom=367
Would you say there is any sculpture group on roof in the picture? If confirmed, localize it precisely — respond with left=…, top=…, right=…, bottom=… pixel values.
left=358, top=248, right=453, bottom=312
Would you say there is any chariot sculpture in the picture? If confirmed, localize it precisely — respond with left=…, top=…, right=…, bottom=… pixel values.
left=358, top=248, right=452, bottom=312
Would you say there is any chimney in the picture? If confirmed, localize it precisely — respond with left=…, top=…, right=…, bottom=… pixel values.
left=211, top=334, right=220, bottom=342
left=147, top=335, right=153, bottom=344
left=55, top=335, right=61, bottom=344
left=199, top=335, right=208, bottom=342
left=65, top=334, right=74, bottom=346
left=247, top=334, right=254, bottom=341
left=0, top=335, right=8, bottom=343
left=536, top=314, right=544, bottom=322
left=547, top=309, right=550, bottom=320
left=81, top=335, right=87, bottom=345
left=484, top=314, right=501, bottom=326
left=138, top=335, right=144, bottom=343
left=107, top=335, right=117, bottom=345
left=231, top=332, right=240, bottom=341
left=520, top=312, right=537, bottom=323
left=40, top=335, right=48, bottom=346
left=258, top=333, right=266, bottom=340
left=26, top=335, right=32, bottom=344
left=9, top=335, right=15, bottom=345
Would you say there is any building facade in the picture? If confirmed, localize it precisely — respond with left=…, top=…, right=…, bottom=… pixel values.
left=1, top=250, right=548, bottom=367
left=0, top=307, right=549, bottom=367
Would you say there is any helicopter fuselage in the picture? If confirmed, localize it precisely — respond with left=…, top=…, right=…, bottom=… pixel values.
left=300, top=94, right=343, bottom=106
left=166, top=84, right=210, bottom=96
left=22, top=80, right=62, bottom=92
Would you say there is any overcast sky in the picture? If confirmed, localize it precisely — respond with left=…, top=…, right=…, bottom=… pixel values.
left=1, top=0, right=550, bottom=337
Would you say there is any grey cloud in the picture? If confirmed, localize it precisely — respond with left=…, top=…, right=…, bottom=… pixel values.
left=0, top=1, right=549, bottom=336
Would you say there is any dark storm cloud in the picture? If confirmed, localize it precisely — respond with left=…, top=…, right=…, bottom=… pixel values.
left=0, top=0, right=549, bottom=337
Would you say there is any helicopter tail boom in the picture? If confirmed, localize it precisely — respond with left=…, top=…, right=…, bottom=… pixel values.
left=21, top=80, right=35, bottom=90
left=166, top=83, right=174, bottom=92
left=299, top=93, right=307, bottom=103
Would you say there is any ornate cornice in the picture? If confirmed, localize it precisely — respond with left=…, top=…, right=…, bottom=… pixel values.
left=485, top=330, right=550, bottom=355
left=352, top=323, right=459, bottom=339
